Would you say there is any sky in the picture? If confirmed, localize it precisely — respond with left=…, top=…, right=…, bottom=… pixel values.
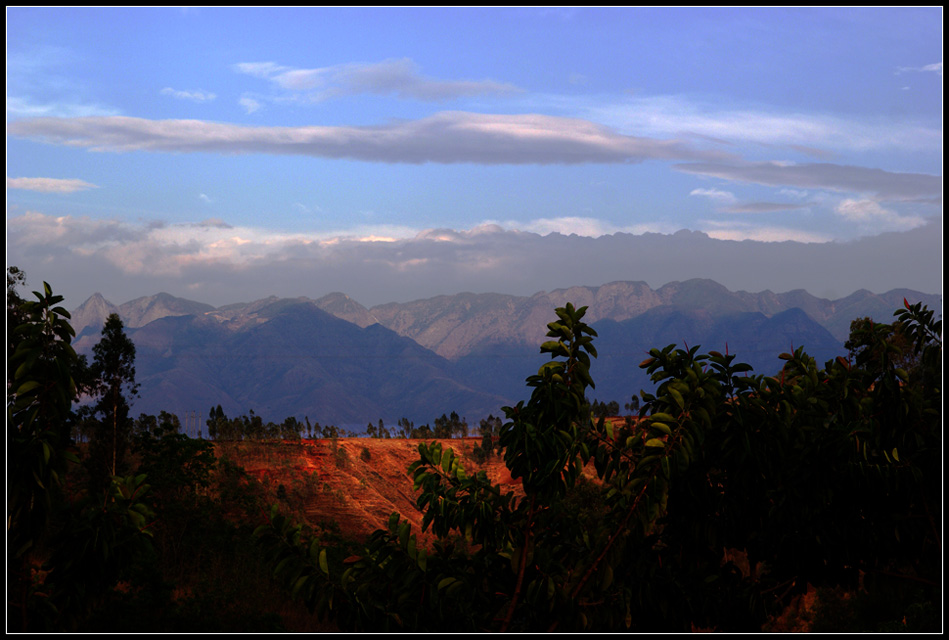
left=6, top=7, right=943, bottom=310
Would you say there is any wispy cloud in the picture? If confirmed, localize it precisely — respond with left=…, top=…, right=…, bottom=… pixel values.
left=583, top=95, right=943, bottom=153
left=699, top=221, right=831, bottom=243
left=690, top=187, right=811, bottom=215
left=835, top=198, right=927, bottom=233
left=721, top=202, right=810, bottom=214
left=675, top=160, right=942, bottom=202
left=238, top=96, right=262, bottom=114
left=160, top=87, right=216, bottom=102
left=6, top=45, right=121, bottom=120
left=8, top=112, right=726, bottom=165
left=7, top=176, right=99, bottom=193
left=234, top=58, right=522, bottom=103
left=489, top=216, right=673, bottom=237
left=6, top=96, right=120, bottom=119
left=896, top=62, right=942, bottom=76
left=690, top=188, right=737, bottom=204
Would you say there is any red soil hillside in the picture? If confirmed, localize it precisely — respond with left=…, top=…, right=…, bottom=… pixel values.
left=214, top=438, right=523, bottom=544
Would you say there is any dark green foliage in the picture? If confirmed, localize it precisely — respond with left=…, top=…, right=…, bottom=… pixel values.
left=255, top=300, right=942, bottom=632
left=132, top=418, right=215, bottom=507
left=590, top=398, right=620, bottom=418
left=8, top=280, right=81, bottom=566
left=7, top=278, right=157, bottom=632
left=36, top=474, right=157, bottom=631
left=625, top=395, right=640, bottom=413
left=6, top=266, right=28, bottom=360
left=280, top=416, right=304, bottom=440
left=206, top=404, right=227, bottom=440
left=433, top=411, right=468, bottom=438
left=8, top=279, right=84, bottom=630
left=83, top=313, right=140, bottom=494
left=470, top=414, right=500, bottom=463
left=7, top=274, right=347, bottom=632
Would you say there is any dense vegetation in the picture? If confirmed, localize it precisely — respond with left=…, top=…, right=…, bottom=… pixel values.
left=256, top=302, right=942, bottom=632
left=7, top=269, right=942, bottom=632
left=7, top=275, right=329, bottom=631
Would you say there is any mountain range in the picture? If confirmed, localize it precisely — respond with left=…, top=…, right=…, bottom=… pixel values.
left=69, top=279, right=941, bottom=428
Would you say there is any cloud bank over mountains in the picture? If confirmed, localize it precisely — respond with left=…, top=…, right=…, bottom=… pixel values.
left=8, top=211, right=942, bottom=309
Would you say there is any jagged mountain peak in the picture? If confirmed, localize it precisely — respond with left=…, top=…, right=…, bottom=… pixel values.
left=71, top=292, right=120, bottom=337
left=315, top=292, right=379, bottom=328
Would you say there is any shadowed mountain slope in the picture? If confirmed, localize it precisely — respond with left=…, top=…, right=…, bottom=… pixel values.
left=121, top=301, right=509, bottom=426
left=69, top=280, right=939, bottom=427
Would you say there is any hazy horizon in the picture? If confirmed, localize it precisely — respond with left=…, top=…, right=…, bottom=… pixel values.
left=48, top=222, right=943, bottom=312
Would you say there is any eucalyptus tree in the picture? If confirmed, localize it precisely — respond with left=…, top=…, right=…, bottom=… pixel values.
left=84, top=313, right=139, bottom=493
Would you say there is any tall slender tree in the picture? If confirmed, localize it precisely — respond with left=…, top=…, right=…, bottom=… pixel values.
left=85, top=313, right=139, bottom=493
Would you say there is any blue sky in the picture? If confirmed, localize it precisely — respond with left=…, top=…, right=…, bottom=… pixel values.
left=6, top=7, right=943, bottom=308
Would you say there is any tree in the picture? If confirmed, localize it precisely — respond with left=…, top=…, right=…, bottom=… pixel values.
left=206, top=405, right=227, bottom=440
left=8, top=281, right=155, bottom=631
left=256, top=301, right=942, bottom=632
left=8, top=281, right=81, bottom=595
left=7, top=266, right=29, bottom=363
left=410, top=423, right=433, bottom=439
left=281, top=416, right=303, bottom=440
left=396, top=417, right=414, bottom=439
left=84, top=313, right=140, bottom=493
left=472, top=414, right=502, bottom=462
left=591, top=399, right=619, bottom=418
left=255, top=303, right=604, bottom=631
left=432, top=411, right=467, bottom=438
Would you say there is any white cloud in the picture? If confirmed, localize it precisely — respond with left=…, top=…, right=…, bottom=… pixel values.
left=233, top=61, right=289, bottom=79
left=234, top=58, right=522, bottom=102
left=484, top=217, right=674, bottom=237
left=896, top=62, right=942, bottom=76
left=6, top=96, right=120, bottom=119
left=584, top=95, right=942, bottom=153
left=690, top=188, right=737, bottom=204
left=239, top=96, right=262, bottom=114
left=700, top=221, right=831, bottom=243
left=691, top=187, right=812, bottom=215
left=835, top=198, right=927, bottom=232
left=160, top=87, right=216, bottom=102
left=8, top=112, right=725, bottom=165
left=7, top=176, right=99, bottom=193
left=198, top=193, right=213, bottom=204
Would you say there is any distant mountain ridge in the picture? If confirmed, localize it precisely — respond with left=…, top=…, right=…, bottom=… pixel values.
left=116, top=300, right=509, bottom=425
left=71, top=279, right=942, bottom=354
left=68, top=280, right=940, bottom=427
